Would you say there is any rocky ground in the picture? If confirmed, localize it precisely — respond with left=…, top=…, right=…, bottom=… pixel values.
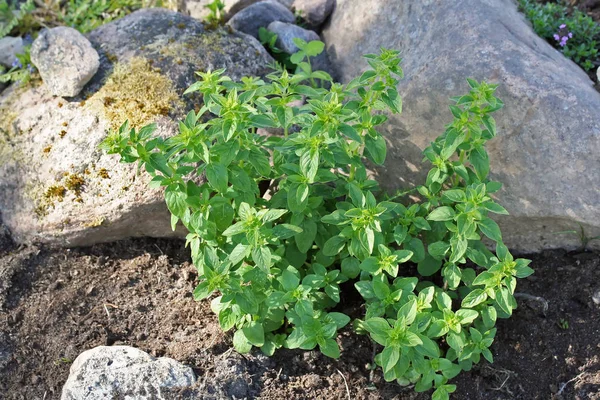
left=0, top=224, right=598, bottom=399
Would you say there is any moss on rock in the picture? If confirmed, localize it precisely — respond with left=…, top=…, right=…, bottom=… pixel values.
left=86, top=57, right=183, bottom=130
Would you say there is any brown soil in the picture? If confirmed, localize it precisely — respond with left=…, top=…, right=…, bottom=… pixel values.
left=0, top=226, right=599, bottom=400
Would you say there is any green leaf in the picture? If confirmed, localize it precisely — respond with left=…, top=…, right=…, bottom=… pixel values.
left=443, top=189, right=466, bottom=203
left=295, top=220, right=317, bottom=253
left=319, top=338, right=340, bottom=359
left=233, top=329, right=252, bottom=353
left=478, top=217, right=502, bottom=242
left=427, top=206, right=456, bottom=221
left=469, top=146, right=489, bottom=180
left=364, top=134, right=387, bottom=165
left=362, top=317, right=391, bottom=346
left=262, top=209, right=288, bottom=223
left=252, top=246, right=272, bottom=273
left=304, top=40, right=325, bottom=57
left=341, top=257, right=361, bottom=279
left=229, top=243, right=248, bottom=265
left=323, top=236, right=346, bottom=257
left=218, top=308, right=238, bottom=331
left=462, top=289, right=488, bottom=308
left=381, top=346, right=400, bottom=373
left=428, top=241, right=450, bottom=260
left=482, top=306, right=497, bottom=328
left=328, top=312, right=351, bottom=329
left=242, top=321, right=265, bottom=346
left=456, top=309, right=478, bottom=325
left=165, top=190, right=187, bottom=219
left=272, top=224, right=303, bottom=239
left=417, top=255, right=442, bottom=276
left=206, top=163, right=229, bottom=193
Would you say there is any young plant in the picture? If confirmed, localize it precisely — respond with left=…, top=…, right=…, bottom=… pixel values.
left=203, top=0, right=225, bottom=29
left=102, top=45, right=532, bottom=399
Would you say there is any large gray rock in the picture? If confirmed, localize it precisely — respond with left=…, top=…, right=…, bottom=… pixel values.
left=293, top=0, right=334, bottom=28
left=61, top=346, right=196, bottom=399
left=227, top=0, right=295, bottom=38
left=323, top=0, right=600, bottom=252
left=0, top=36, right=24, bottom=68
left=0, top=9, right=273, bottom=247
left=30, top=27, right=100, bottom=97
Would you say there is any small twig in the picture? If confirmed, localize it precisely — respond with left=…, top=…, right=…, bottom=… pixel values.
left=275, top=367, right=283, bottom=380
left=491, top=374, right=510, bottom=392
left=154, top=244, right=164, bottom=255
left=557, top=371, right=586, bottom=396
left=514, top=292, right=549, bottom=315
left=337, top=369, right=351, bottom=400
left=102, top=303, right=119, bottom=319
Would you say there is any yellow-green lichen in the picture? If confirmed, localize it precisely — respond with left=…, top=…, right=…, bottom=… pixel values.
left=86, top=57, right=182, bottom=130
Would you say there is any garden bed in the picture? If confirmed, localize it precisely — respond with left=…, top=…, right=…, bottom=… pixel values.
left=0, top=229, right=598, bottom=399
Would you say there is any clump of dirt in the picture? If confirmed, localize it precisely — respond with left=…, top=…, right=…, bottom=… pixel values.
left=0, top=229, right=598, bottom=399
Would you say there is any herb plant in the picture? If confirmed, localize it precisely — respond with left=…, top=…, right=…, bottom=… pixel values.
left=102, top=44, right=533, bottom=399
left=203, top=0, right=225, bottom=29
left=519, top=0, right=600, bottom=71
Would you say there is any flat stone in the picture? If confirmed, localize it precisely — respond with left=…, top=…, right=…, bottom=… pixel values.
left=227, top=0, right=295, bottom=38
left=323, top=0, right=600, bottom=252
left=61, top=346, right=196, bottom=399
left=30, top=27, right=100, bottom=97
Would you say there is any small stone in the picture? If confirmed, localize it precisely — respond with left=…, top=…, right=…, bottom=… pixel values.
left=31, top=27, right=100, bottom=97
left=293, top=0, right=334, bottom=28
left=267, top=21, right=319, bottom=54
left=61, top=346, right=196, bottom=399
left=592, top=289, right=600, bottom=305
left=228, top=0, right=295, bottom=38
left=267, top=21, right=334, bottom=76
left=0, top=36, right=24, bottom=68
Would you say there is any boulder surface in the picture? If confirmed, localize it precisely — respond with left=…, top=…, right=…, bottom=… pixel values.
left=323, top=0, right=600, bottom=252
left=61, top=346, right=196, bottom=400
left=0, top=8, right=272, bottom=247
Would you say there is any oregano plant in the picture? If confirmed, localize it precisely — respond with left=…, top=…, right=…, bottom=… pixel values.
left=101, top=44, right=533, bottom=399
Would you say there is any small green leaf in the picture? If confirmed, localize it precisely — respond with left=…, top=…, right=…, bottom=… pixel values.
left=462, top=289, right=488, bottom=308
left=319, top=338, right=340, bottom=359
left=233, top=329, right=252, bottom=353
left=427, top=206, right=456, bottom=221
left=242, top=321, right=265, bottom=347
left=206, top=163, right=229, bottom=193
left=323, top=236, right=346, bottom=257
left=478, top=217, right=502, bottom=242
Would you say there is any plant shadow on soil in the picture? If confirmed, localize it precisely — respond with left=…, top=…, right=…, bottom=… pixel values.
left=0, top=224, right=598, bottom=399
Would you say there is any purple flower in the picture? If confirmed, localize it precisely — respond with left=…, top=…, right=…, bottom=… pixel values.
left=560, top=24, right=566, bottom=29
left=11, top=58, right=22, bottom=69
left=23, top=34, right=33, bottom=44
left=554, top=34, right=560, bottom=40
left=568, top=32, right=573, bottom=38
left=27, top=64, right=35, bottom=73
